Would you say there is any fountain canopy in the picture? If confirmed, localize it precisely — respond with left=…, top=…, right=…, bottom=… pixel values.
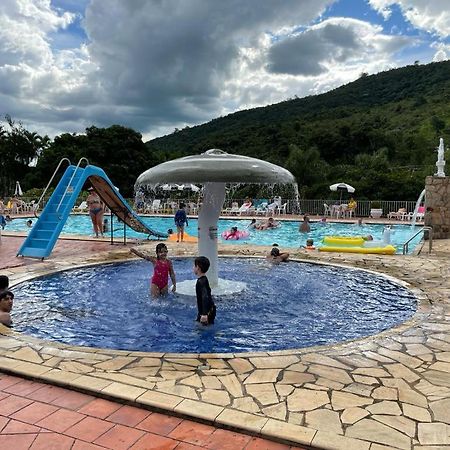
left=135, top=149, right=296, bottom=189
left=134, top=149, right=297, bottom=295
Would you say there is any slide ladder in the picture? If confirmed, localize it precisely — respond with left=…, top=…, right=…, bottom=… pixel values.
left=18, top=160, right=167, bottom=259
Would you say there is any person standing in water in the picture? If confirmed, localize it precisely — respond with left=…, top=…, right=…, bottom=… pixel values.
left=299, top=215, right=311, bottom=233
left=131, top=243, right=176, bottom=298
left=194, top=256, right=216, bottom=326
left=87, top=187, right=104, bottom=238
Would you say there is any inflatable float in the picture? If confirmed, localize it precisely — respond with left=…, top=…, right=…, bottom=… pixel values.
left=168, top=232, right=198, bottom=243
left=319, top=245, right=396, bottom=255
left=323, top=236, right=365, bottom=246
left=221, top=230, right=250, bottom=240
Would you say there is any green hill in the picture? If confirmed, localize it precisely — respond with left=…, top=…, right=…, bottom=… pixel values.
left=147, top=60, right=450, bottom=200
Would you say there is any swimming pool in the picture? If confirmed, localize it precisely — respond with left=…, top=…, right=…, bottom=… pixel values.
left=13, top=258, right=417, bottom=353
left=7, top=214, right=422, bottom=253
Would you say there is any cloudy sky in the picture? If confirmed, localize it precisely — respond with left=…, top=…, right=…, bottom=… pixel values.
left=0, top=0, right=449, bottom=141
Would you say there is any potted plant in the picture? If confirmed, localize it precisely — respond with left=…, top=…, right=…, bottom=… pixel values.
left=370, top=201, right=383, bottom=219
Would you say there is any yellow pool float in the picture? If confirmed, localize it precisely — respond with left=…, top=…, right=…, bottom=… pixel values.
left=168, top=232, right=198, bottom=243
left=319, top=245, right=396, bottom=255
left=323, top=236, right=365, bottom=246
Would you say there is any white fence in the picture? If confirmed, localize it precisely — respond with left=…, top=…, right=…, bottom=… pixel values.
left=24, top=196, right=420, bottom=218
left=220, top=199, right=420, bottom=217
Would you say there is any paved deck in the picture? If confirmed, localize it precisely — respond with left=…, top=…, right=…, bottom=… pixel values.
left=0, top=234, right=449, bottom=449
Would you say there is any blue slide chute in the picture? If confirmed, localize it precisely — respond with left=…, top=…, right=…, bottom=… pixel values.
left=18, top=164, right=167, bottom=259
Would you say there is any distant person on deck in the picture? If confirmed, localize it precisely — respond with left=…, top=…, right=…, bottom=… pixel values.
left=174, top=203, right=189, bottom=243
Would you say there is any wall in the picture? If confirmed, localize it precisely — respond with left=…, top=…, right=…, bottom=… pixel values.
left=425, top=176, right=450, bottom=239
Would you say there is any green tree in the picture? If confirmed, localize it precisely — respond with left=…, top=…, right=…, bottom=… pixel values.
left=286, top=144, right=329, bottom=197
left=0, top=116, right=49, bottom=197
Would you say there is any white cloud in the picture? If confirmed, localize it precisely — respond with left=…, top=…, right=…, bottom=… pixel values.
left=369, top=0, right=450, bottom=37
left=432, top=42, right=450, bottom=62
left=0, top=0, right=445, bottom=140
left=266, top=18, right=411, bottom=76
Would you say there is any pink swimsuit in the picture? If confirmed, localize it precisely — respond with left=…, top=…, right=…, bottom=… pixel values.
left=151, top=259, right=171, bottom=289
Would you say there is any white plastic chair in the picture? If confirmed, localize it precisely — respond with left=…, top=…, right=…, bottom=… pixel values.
left=323, top=203, right=331, bottom=216
left=265, top=203, right=277, bottom=216
left=188, top=202, right=198, bottom=215
left=151, top=199, right=162, bottom=213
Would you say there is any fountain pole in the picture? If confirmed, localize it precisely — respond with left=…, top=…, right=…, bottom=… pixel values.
left=197, top=182, right=226, bottom=287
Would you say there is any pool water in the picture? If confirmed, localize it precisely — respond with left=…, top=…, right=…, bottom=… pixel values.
left=13, top=258, right=417, bottom=353
left=8, top=214, right=422, bottom=253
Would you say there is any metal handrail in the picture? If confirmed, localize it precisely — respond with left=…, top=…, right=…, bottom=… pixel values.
left=403, top=226, right=433, bottom=255
left=56, top=157, right=90, bottom=215
left=34, top=158, right=71, bottom=217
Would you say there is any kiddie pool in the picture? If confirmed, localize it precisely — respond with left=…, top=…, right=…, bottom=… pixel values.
left=12, top=257, right=417, bottom=353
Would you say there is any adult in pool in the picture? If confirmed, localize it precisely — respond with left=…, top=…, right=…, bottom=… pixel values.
left=87, top=187, right=104, bottom=238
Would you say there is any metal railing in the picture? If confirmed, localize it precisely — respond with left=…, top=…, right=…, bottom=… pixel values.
left=403, top=226, right=433, bottom=255
left=34, top=158, right=71, bottom=217
left=55, top=157, right=89, bottom=216
left=217, top=199, right=419, bottom=217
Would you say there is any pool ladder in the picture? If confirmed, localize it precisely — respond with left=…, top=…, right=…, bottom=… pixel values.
left=402, top=226, right=433, bottom=255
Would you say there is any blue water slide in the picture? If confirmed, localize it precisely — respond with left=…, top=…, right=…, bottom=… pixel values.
left=18, top=164, right=167, bottom=259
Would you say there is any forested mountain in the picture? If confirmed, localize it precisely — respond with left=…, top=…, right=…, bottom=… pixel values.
left=147, top=60, right=450, bottom=200
left=1, top=61, right=449, bottom=200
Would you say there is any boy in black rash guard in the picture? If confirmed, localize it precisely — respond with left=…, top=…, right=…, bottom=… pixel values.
left=194, top=256, right=216, bottom=325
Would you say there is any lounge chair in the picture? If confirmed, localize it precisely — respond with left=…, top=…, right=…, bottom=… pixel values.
left=254, top=201, right=268, bottom=215
left=223, top=202, right=240, bottom=215
left=407, top=206, right=425, bottom=221
left=387, top=208, right=408, bottom=220
left=73, top=201, right=88, bottom=213
left=238, top=202, right=252, bottom=215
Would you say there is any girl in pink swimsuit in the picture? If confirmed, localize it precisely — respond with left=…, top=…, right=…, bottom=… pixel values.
left=131, top=243, right=176, bottom=298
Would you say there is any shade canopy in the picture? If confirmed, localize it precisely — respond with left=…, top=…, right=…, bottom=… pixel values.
left=329, top=182, right=355, bottom=193
left=135, top=149, right=296, bottom=189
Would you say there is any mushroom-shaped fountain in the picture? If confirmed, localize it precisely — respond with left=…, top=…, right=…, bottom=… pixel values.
left=135, top=149, right=297, bottom=295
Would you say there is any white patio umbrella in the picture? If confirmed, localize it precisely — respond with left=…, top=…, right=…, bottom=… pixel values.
left=329, top=182, right=355, bottom=202
left=176, top=184, right=200, bottom=192
left=14, top=181, right=23, bottom=196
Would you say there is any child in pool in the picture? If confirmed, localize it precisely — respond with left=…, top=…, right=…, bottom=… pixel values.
left=194, top=256, right=216, bottom=326
left=266, top=246, right=289, bottom=262
left=225, top=226, right=239, bottom=240
left=131, top=243, right=176, bottom=298
left=301, top=238, right=315, bottom=250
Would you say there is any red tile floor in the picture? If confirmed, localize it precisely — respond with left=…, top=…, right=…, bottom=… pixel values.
left=0, top=237, right=306, bottom=449
left=0, top=373, right=306, bottom=450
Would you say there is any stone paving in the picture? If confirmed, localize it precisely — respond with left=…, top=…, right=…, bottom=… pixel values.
left=0, top=234, right=449, bottom=449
